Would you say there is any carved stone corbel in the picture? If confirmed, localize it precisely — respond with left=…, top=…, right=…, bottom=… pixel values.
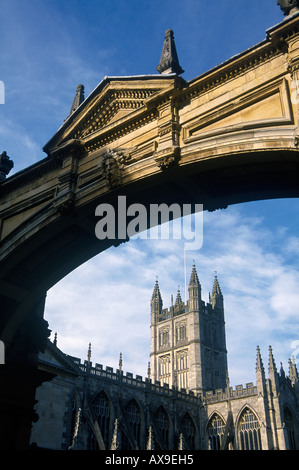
left=154, top=145, right=180, bottom=170
left=99, top=149, right=128, bottom=189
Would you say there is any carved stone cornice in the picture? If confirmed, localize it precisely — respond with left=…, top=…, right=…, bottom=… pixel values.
left=83, top=109, right=157, bottom=154
left=183, top=38, right=285, bottom=105
left=0, top=154, right=62, bottom=194
left=71, top=89, right=158, bottom=142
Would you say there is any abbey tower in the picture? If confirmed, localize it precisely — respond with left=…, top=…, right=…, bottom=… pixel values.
left=150, top=265, right=228, bottom=394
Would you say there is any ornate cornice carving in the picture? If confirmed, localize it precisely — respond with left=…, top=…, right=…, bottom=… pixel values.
left=71, top=89, right=158, bottom=142
left=183, top=42, right=284, bottom=105
left=83, top=110, right=157, bottom=154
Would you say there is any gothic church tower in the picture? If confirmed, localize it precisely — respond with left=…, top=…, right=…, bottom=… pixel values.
left=150, top=265, right=228, bottom=394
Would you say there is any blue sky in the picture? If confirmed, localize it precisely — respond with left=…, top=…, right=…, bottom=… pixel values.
left=1, top=1, right=299, bottom=388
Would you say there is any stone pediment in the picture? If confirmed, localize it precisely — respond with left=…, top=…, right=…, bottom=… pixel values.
left=44, top=75, right=179, bottom=156
left=38, top=339, right=83, bottom=376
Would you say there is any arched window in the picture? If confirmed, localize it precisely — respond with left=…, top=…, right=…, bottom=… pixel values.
left=122, top=399, right=142, bottom=449
left=154, top=406, right=169, bottom=449
left=238, top=408, right=262, bottom=450
left=87, top=391, right=111, bottom=450
left=176, top=350, right=188, bottom=390
left=181, top=413, right=196, bottom=449
left=207, top=413, right=225, bottom=450
left=158, top=355, right=171, bottom=386
left=284, top=407, right=297, bottom=450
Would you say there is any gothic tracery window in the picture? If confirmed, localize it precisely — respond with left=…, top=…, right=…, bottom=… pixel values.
left=238, top=408, right=262, bottom=450
left=181, top=412, right=196, bottom=448
left=176, top=321, right=187, bottom=343
left=158, top=354, right=171, bottom=385
left=176, top=350, right=188, bottom=390
left=207, top=413, right=225, bottom=450
left=154, top=406, right=169, bottom=449
left=123, top=399, right=141, bottom=449
left=159, top=328, right=170, bottom=348
left=89, top=391, right=111, bottom=449
left=284, top=406, right=297, bottom=450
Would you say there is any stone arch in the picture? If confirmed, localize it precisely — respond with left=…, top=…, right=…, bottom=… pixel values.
left=236, top=406, right=262, bottom=450
left=121, top=398, right=143, bottom=450
left=206, top=412, right=226, bottom=450
left=283, top=405, right=297, bottom=450
left=2, top=12, right=299, bottom=449
left=153, top=405, right=171, bottom=449
left=180, top=411, right=197, bottom=449
left=88, top=390, right=113, bottom=450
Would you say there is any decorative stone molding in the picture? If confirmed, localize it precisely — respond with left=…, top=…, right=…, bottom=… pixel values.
left=99, top=149, right=126, bottom=189
left=53, top=190, right=76, bottom=216
left=154, top=145, right=180, bottom=170
left=75, top=89, right=158, bottom=141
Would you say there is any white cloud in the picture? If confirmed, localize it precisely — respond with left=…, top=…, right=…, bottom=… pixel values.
left=44, top=202, right=299, bottom=388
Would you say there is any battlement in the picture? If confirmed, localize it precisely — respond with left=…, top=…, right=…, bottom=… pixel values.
left=203, top=382, right=257, bottom=404
left=67, top=355, right=200, bottom=403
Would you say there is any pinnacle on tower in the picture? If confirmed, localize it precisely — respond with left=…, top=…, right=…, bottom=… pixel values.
left=209, top=273, right=223, bottom=310
left=268, top=345, right=277, bottom=373
left=268, top=346, right=280, bottom=392
left=188, top=263, right=200, bottom=287
left=256, top=346, right=265, bottom=374
left=288, top=356, right=299, bottom=385
left=151, top=278, right=163, bottom=315
left=69, top=84, right=85, bottom=116
left=175, top=286, right=183, bottom=306
left=188, top=263, right=201, bottom=306
left=156, top=29, right=184, bottom=75
left=87, top=342, right=91, bottom=363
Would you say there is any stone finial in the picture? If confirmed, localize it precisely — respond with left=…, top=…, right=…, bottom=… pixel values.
left=119, top=352, right=123, bottom=372
left=156, top=29, right=184, bottom=75
left=0, top=151, right=14, bottom=181
left=87, top=342, right=91, bottom=363
left=277, top=0, right=299, bottom=16
left=69, top=84, right=85, bottom=116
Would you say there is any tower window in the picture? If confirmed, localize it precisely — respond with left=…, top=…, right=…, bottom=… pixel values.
left=175, top=321, right=187, bottom=343
left=176, top=350, right=188, bottom=390
left=158, top=355, right=171, bottom=385
left=159, top=328, right=170, bottom=348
